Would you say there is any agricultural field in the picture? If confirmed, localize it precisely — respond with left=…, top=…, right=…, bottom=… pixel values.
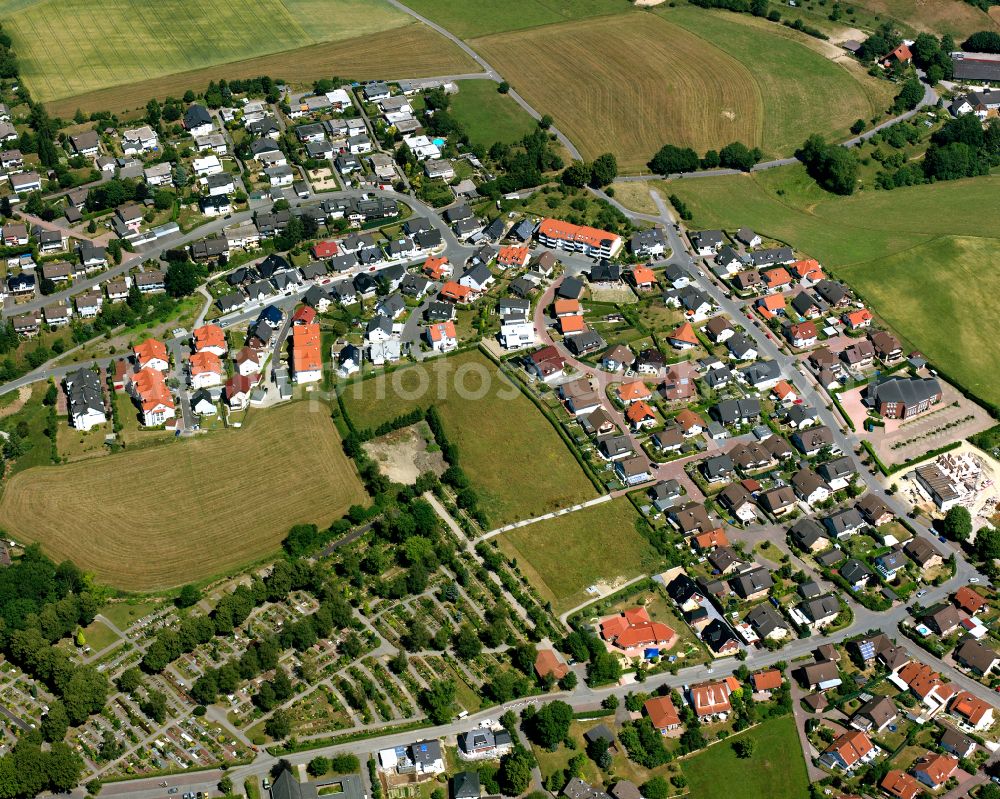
left=668, top=167, right=1000, bottom=407
left=449, top=79, right=538, bottom=148
left=338, top=351, right=596, bottom=526
left=473, top=13, right=759, bottom=172
left=47, top=24, right=477, bottom=117
left=473, top=8, right=894, bottom=170
left=658, top=6, right=896, bottom=158
left=496, top=498, right=660, bottom=614
left=398, top=0, right=625, bottom=38
left=851, top=0, right=1000, bottom=37
left=1, top=0, right=477, bottom=113
left=681, top=717, right=809, bottom=799
left=838, top=236, right=1000, bottom=410
left=0, top=402, right=366, bottom=591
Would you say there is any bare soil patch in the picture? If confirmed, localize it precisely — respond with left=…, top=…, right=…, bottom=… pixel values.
left=363, top=422, right=446, bottom=485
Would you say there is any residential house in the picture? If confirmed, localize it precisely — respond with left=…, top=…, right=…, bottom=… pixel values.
left=819, top=731, right=876, bottom=772
left=803, top=661, right=842, bottom=691
left=788, top=321, right=818, bottom=348
left=905, top=537, right=945, bottom=573
left=824, top=508, right=865, bottom=539
left=717, top=483, right=757, bottom=523
left=690, top=230, right=725, bottom=256
left=644, top=696, right=681, bottom=734
left=730, top=566, right=773, bottom=601
left=189, top=351, right=224, bottom=389
left=128, top=367, right=175, bottom=426
left=599, top=607, right=676, bottom=652
left=850, top=696, right=897, bottom=734
left=629, top=228, right=667, bottom=257
left=688, top=678, right=736, bottom=720
left=950, top=691, right=995, bottom=731
left=791, top=518, right=831, bottom=552
left=64, top=368, right=106, bottom=431
left=792, top=468, right=830, bottom=506
left=911, top=752, right=958, bottom=791
left=799, top=593, right=841, bottom=630
left=955, top=638, right=999, bottom=676
left=840, top=559, right=874, bottom=591
left=426, top=321, right=458, bottom=353
left=746, top=605, right=789, bottom=641
left=133, top=338, right=169, bottom=371
left=537, top=218, right=623, bottom=259
left=758, top=486, right=796, bottom=517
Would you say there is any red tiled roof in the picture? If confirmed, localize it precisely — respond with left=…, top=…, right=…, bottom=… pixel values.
left=626, top=400, right=656, bottom=424
left=912, top=752, right=957, bottom=787
left=762, top=267, right=791, bottom=287
left=881, top=770, right=920, bottom=799
left=133, top=337, right=168, bottom=367
left=189, top=351, right=222, bottom=376
left=751, top=670, right=783, bottom=691
left=600, top=607, right=676, bottom=650
left=644, top=696, right=681, bottom=729
left=669, top=321, right=698, bottom=345
left=534, top=649, right=569, bottom=680
left=538, top=217, right=621, bottom=249
left=618, top=381, right=651, bottom=402
left=428, top=321, right=457, bottom=342
left=824, top=730, right=874, bottom=768
left=955, top=586, right=987, bottom=614
left=951, top=691, right=994, bottom=725
left=192, top=323, right=225, bottom=352
left=312, top=240, right=339, bottom=258
left=693, top=528, right=729, bottom=550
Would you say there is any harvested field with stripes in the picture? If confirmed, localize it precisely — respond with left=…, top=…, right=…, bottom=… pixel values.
left=472, top=13, right=761, bottom=172
left=0, top=402, right=366, bottom=591
left=1, top=0, right=474, bottom=109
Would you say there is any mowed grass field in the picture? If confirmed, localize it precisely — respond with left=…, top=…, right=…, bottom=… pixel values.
left=0, top=402, right=366, bottom=591
left=472, top=10, right=894, bottom=169
left=853, top=0, right=1000, bottom=37
left=659, top=7, right=896, bottom=158
left=681, top=717, right=809, bottom=799
left=669, top=167, right=1000, bottom=407
left=473, top=13, right=760, bottom=172
left=338, top=351, right=596, bottom=527
left=496, top=498, right=660, bottom=614
left=398, top=0, right=625, bottom=38
left=2, top=0, right=475, bottom=108
left=449, top=80, right=539, bottom=148
left=45, top=25, right=478, bottom=118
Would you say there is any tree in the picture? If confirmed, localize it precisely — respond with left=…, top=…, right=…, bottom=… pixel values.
left=851, top=119, right=865, bottom=134
left=590, top=153, right=618, bottom=187
left=894, top=77, right=924, bottom=112
left=307, top=756, right=329, bottom=777
left=265, top=709, right=292, bottom=740
left=176, top=584, right=200, bottom=608
left=750, top=0, right=768, bottom=15
left=963, top=31, right=1000, bottom=53
left=649, top=144, right=699, bottom=174
left=530, top=701, right=573, bottom=749
left=977, top=526, right=1000, bottom=561
left=165, top=260, right=201, bottom=297
left=539, top=114, right=554, bottom=129
left=641, top=777, right=670, bottom=799
left=943, top=506, right=973, bottom=542
left=498, top=81, right=510, bottom=94
left=418, top=679, right=456, bottom=724
left=497, top=746, right=534, bottom=796
left=219, top=776, right=234, bottom=795
left=559, top=671, right=577, bottom=691
left=796, top=134, right=858, bottom=195
left=719, top=141, right=761, bottom=171
left=561, top=161, right=591, bottom=187
left=733, top=738, right=755, bottom=758
left=701, top=149, right=720, bottom=169
left=42, top=701, right=69, bottom=742
left=452, top=624, right=482, bottom=660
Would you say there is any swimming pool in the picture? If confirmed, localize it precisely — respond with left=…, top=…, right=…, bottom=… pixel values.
left=432, top=137, right=445, bottom=146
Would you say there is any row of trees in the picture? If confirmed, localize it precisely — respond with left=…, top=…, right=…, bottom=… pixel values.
left=795, top=134, right=859, bottom=195
left=561, top=153, right=618, bottom=189
left=648, top=141, right=762, bottom=175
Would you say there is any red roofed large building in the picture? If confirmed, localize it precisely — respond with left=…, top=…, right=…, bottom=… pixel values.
left=644, top=696, right=681, bottom=733
left=192, top=323, right=226, bottom=356
left=537, top=218, right=623, bottom=259
left=133, top=337, right=169, bottom=371
left=291, top=322, right=322, bottom=384
left=819, top=730, right=876, bottom=772
left=599, top=607, right=676, bottom=652
left=189, top=351, right=224, bottom=389
left=892, top=661, right=957, bottom=716
left=127, top=367, right=175, bottom=426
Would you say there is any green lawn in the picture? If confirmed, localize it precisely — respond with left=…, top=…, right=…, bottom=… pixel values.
left=80, top=619, right=121, bottom=652
left=449, top=80, right=538, bottom=148
left=3, top=0, right=411, bottom=102
left=399, top=0, right=625, bottom=38
left=496, top=498, right=660, bottom=614
left=658, top=6, right=896, bottom=157
left=681, top=716, right=809, bottom=799
left=99, top=599, right=163, bottom=630
left=668, top=168, right=1000, bottom=407
left=0, top=383, right=55, bottom=475
left=339, top=351, right=596, bottom=526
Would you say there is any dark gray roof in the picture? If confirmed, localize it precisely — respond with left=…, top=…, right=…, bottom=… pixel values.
left=801, top=593, right=840, bottom=621
left=790, top=518, right=829, bottom=549
left=866, top=376, right=941, bottom=408
left=557, top=276, right=584, bottom=299
left=748, top=246, right=793, bottom=266
left=840, top=558, right=873, bottom=586
left=746, top=603, right=786, bottom=636
left=65, top=368, right=104, bottom=416
left=952, top=52, right=1000, bottom=81
left=730, top=566, right=773, bottom=599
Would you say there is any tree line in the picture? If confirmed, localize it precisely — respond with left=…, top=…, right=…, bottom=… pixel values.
left=648, top=141, right=763, bottom=176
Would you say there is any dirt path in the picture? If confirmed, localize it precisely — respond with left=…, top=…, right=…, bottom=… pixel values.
left=0, top=386, right=31, bottom=419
